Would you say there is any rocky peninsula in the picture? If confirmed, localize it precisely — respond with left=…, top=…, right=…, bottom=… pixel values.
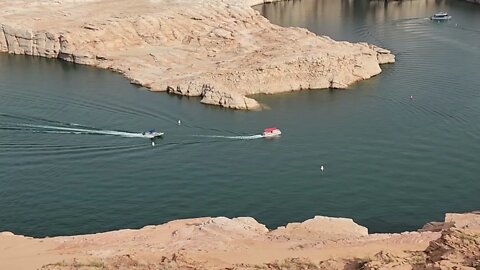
left=1, top=212, right=479, bottom=269
left=0, top=0, right=394, bottom=110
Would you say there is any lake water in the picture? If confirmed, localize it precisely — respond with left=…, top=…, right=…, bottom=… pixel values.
left=1, top=0, right=479, bottom=237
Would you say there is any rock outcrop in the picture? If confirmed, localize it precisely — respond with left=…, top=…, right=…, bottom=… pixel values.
left=0, top=0, right=394, bottom=110
left=271, top=215, right=368, bottom=241
left=363, top=212, right=480, bottom=270
left=0, top=214, right=449, bottom=270
left=2, top=212, right=479, bottom=269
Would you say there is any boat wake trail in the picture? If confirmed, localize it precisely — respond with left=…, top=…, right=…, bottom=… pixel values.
left=10, top=124, right=149, bottom=138
left=190, top=134, right=263, bottom=140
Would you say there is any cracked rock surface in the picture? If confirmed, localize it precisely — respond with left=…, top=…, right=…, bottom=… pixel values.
left=0, top=0, right=394, bottom=110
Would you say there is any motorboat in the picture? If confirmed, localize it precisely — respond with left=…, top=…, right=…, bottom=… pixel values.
left=262, top=127, right=282, bottom=138
left=431, top=12, right=452, bottom=21
left=142, top=129, right=164, bottom=139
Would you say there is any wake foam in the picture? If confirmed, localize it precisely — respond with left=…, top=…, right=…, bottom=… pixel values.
left=17, top=124, right=150, bottom=138
left=190, top=134, right=263, bottom=140
left=5, top=122, right=264, bottom=141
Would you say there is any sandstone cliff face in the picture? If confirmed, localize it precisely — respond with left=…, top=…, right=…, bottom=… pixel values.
left=2, top=212, right=476, bottom=269
left=0, top=214, right=445, bottom=270
left=271, top=215, right=368, bottom=241
left=363, top=212, right=480, bottom=270
left=0, top=0, right=394, bottom=110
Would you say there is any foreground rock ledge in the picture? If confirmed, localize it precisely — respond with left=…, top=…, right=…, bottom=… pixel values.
left=1, top=212, right=480, bottom=269
left=0, top=0, right=394, bottom=110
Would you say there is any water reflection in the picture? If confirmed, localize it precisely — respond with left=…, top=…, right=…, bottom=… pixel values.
left=254, top=0, right=480, bottom=233
left=256, top=0, right=454, bottom=41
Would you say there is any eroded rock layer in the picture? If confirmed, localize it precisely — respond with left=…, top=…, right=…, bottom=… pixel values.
left=0, top=215, right=434, bottom=269
left=2, top=213, right=479, bottom=269
left=0, top=0, right=394, bottom=110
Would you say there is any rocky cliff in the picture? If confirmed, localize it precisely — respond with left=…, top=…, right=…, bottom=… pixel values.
left=2, top=212, right=479, bottom=269
left=364, top=212, right=480, bottom=270
left=0, top=0, right=394, bottom=110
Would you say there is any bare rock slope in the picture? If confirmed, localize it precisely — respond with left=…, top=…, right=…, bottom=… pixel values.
left=364, top=212, right=480, bottom=270
left=0, top=0, right=394, bottom=110
left=2, top=212, right=479, bottom=269
left=0, top=213, right=458, bottom=270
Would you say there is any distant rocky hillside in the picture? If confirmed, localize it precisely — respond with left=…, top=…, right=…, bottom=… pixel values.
left=0, top=0, right=393, bottom=110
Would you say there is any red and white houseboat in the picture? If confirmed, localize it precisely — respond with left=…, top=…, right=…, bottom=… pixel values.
left=262, top=127, right=282, bottom=138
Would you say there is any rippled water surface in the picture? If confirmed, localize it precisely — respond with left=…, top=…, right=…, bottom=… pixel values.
left=1, top=0, right=480, bottom=237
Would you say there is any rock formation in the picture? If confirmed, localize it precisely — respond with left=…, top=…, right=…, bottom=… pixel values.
left=0, top=0, right=394, bottom=110
left=2, top=212, right=479, bottom=269
left=363, top=212, right=480, bottom=270
left=6, top=212, right=479, bottom=270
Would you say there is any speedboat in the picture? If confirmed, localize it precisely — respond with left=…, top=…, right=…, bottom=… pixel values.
left=431, top=12, right=452, bottom=21
left=142, top=129, right=164, bottom=139
left=262, top=127, right=282, bottom=138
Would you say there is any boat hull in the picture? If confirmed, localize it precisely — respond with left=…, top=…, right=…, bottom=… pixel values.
left=431, top=15, right=451, bottom=21
left=143, top=132, right=164, bottom=138
left=262, top=130, right=282, bottom=138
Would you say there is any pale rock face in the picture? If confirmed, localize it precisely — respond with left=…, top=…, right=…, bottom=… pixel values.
left=167, top=217, right=269, bottom=250
left=0, top=0, right=394, bottom=110
left=201, top=86, right=261, bottom=110
left=200, top=217, right=269, bottom=235
left=445, top=212, right=480, bottom=229
left=271, top=215, right=368, bottom=240
left=369, top=44, right=396, bottom=64
left=0, top=214, right=464, bottom=270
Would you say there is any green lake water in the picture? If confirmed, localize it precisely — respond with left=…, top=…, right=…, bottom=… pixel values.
left=1, top=0, right=479, bottom=237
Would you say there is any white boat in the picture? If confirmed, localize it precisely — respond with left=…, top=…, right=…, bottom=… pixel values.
left=431, top=12, right=452, bottom=21
left=262, top=127, right=282, bottom=138
left=142, top=130, right=164, bottom=139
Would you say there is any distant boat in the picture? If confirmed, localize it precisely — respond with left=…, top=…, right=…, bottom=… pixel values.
left=262, top=127, right=282, bottom=138
left=142, top=129, right=164, bottom=139
left=431, top=12, right=452, bottom=21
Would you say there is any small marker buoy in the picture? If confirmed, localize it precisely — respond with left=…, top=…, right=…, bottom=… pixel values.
left=178, top=120, right=181, bottom=125
left=410, top=95, right=414, bottom=100
left=320, top=165, right=324, bottom=172
left=151, top=141, right=155, bottom=147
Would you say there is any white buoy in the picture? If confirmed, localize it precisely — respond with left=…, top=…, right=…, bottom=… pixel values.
left=151, top=141, right=155, bottom=147
left=320, top=165, right=324, bottom=172
left=178, top=120, right=181, bottom=125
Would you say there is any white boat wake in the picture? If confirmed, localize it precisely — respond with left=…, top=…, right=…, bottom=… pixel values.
left=12, top=124, right=265, bottom=140
left=190, top=134, right=263, bottom=140
left=17, top=124, right=150, bottom=138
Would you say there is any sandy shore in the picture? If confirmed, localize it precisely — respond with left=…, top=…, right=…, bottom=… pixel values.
left=0, top=0, right=394, bottom=110
left=1, top=212, right=479, bottom=269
